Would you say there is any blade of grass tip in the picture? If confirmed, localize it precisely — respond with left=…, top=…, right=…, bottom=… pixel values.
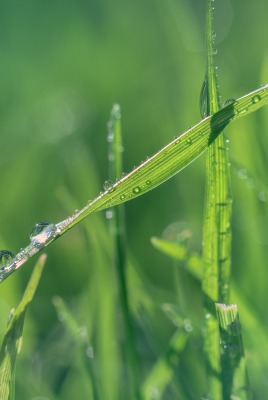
left=201, top=0, right=232, bottom=398
left=0, top=254, right=46, bottom=400
left=215, top=304, right=250, bottom=400
left=52, top=296, right=99, bottom=400
left=107, top=104, right=141, bottom=400
left=1, top=83, right=268, bottom=282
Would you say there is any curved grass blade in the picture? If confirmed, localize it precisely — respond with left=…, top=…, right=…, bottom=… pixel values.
left=0, top=254, right=46, bottom=400
left=1, top=83, right=268, bottom=282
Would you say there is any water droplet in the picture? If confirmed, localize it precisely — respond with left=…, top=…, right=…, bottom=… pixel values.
left=252, top=94, right=261, bottom=104
left=120, top=194, right=126, bottom=200
left=0, top=250, right=15, bottom=268
left=205, top=313, right=211, bottom=319
left=30, top=222, right=58, bottom=249
left=238, top=169, right=247, bottom=180
left=184, top=319, right=193, bottom=332
left=86, top=346, right=94, bottom=358
left=103, top=180, right=113, bottom=191
left=132, top=186, right=141, bottom=194
left=259, top=191, right=267, bottom=202
left=212, top=31, right=216, bottom=39
left=107, top=132, right=114, bottom=142
left=186, top=138, right=192, bottom=145
left=105, top=210, right=113, bottom=220
left=213, top=48, right=218, bottom=55
left=223, top=98, right=236, bottom=107
left=146, top=180, right=151, bottom=185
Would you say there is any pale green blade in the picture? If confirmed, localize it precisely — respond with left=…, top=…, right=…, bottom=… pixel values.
left=0, top=254, right=46, bottom=400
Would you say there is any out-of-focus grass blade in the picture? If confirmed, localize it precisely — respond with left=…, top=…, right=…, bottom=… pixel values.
left=52, top=296, right=99, bottom=400
left=142, top=329, right=189, bottom=400
left=216, top=304, right=250, bottom=400
left=0, top=254, right=46, bottom=400
left=108, top=105, right=141, bottom=400
left=150, top=236, right=202, bottom=280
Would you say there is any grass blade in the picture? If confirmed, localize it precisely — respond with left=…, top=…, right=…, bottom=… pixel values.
left=107, top=104, right=141, bottom=400
left=201, top=0, right=232, bottom=397
left=142, top=329, right=189, bottom=400
left=216, top=304, right=250, bottom=399
left=1, top=83, right=268, bottom=281
left=52, top=296, right=99, bottom=400
left=0, top=254, right=46, bottom=400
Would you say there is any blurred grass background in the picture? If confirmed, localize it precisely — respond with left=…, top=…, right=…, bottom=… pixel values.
left=0, top=0, right=268, bottom=398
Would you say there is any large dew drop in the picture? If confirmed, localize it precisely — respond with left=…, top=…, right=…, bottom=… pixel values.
left=30, top=222, right=58, bottom=249
left=0, top=250, right=15, bottom=268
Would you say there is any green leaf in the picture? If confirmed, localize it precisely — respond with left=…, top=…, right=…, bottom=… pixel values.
left=0, top=254, right=46, bottom=400
left=1, top=83, right=268, bottom=282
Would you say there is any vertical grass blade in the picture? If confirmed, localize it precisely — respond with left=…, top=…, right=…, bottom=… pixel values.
left=216, top=304, right=250, bottom=400
left=52, top=296, right=99, bottom=400
left=202, top=0, right=232, bottom=398
left=0, top=254, right=46, bottom=400
left=142, top=329, right=188, bottom=400
left=107, top=104, right=141, bottom=400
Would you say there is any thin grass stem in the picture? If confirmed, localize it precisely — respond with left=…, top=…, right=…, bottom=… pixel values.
left=202, top=0, right=232, bottom=397
left=107, top=104, right=142, bottom=400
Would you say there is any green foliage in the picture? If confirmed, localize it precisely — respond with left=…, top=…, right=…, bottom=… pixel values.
left=0, top=1, right=268, bottom=399
left=0, top=255, right=46, bottom=400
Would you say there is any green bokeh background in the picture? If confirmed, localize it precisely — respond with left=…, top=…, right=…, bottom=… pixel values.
left=1, top=0, right=268, bottom=398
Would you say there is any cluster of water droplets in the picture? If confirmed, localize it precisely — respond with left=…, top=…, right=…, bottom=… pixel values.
left=0, top=221, right=60, bottom=282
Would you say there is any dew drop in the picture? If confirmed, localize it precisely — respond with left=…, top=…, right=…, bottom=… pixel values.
left=105, top=210, right=113, bottom=220
left=30, top=222, right=58, bottom=249
left=213, top=48, right=218, bottom=55
left=103, top=180, right=113, bottom=191
left=132, top=186, right=141, bottom=194
left=186, top=138, right=192, bottom=145
left=238, top=168, right=247, bottom=180
left=223, top=98, right=236, bottom=107
left=212, top=31, right=216, bottom=39
left=252, top=94, right=261, bottom=104
left=107, top=132, right=114, bottom=143
left=146, top=180, right=151, bottom=185
left=120, top=194, right=126, bottom=200
left=86, top=346, right=94, bottom=358
left=0, top=250, right=15, bottom=268
left=205, top=313, right=211, bottom=319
